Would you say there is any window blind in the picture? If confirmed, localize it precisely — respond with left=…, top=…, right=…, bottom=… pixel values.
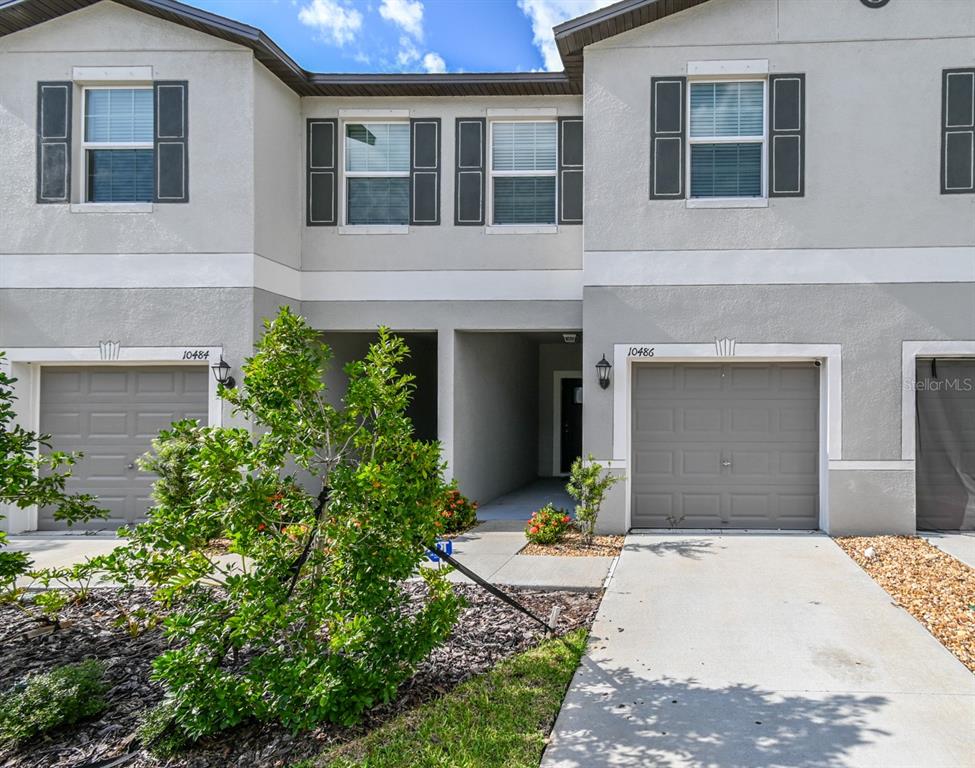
left=690, top=82, right=763, bottom=138
left=690, top=143, right=762, bottom=198
left=346, top=123, right=410, bottom=172
left=492, top=122, right=556, bottom=171
left=86, top=149, right=154, bottom=202
left=347, top=177, right=409, bottom=225
left=85, top=88, right=153, bottom=143
left=493, top=176, right=555, bottom=225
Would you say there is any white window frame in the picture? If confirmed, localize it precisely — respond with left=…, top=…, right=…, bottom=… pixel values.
left=80, top=85, right=154, bottom=204
left=686, top=78, right=768, bottom=204
left=340, top=119, right=411, bottom=229
left=487, top=119, right=559, bottom=227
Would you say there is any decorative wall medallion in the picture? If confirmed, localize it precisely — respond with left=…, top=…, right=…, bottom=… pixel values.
left=860, top=0, right=890, bottom=8
left=714, top=338, right=737, bottom=357
left=99, top=340, right=121, bottom=361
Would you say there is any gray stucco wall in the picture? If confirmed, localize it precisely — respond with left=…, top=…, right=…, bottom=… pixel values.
left=453, top=332, right=539, bottom=504
left=829, top=468, right=916, bottom=536
left=582, top=283, right=975, bottom=461
left=583, top=282, right=975, bottom=533
left=583, top=0, right=975, bottom=253
left=253, top=62, right=302, bottom=269
left=301, top=96, right=583, bottom=272
left=0, top=286, right=256, bottom=432
left=0, top=2, right=258, bottom=256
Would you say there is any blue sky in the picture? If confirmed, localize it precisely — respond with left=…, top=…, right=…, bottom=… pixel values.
left=185, top=0, right=613, bottom=74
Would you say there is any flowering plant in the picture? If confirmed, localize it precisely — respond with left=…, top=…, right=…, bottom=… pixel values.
left=437, top=484, right=478, bottom=534
left=525, top=503, right=572, bottom=545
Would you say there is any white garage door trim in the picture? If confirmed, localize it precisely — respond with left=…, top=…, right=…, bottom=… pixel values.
left=0, top=345, right=222, bottom=533
left=608, top=342, right=840, bottom=531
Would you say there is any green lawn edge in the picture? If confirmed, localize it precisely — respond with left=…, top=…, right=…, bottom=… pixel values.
left=295, top=628, right=587, bottom=768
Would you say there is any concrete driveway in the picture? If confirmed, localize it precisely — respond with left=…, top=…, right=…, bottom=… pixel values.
left=543, top=532, right=975, bottom=768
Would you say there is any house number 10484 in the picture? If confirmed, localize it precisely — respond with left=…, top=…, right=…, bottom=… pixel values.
left=628, top=346, right=655, bottom=357
left=182, top=350, right=210, bottom=360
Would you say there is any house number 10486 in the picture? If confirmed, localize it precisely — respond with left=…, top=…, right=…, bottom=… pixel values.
left=628, top=346, right=655, bottom=357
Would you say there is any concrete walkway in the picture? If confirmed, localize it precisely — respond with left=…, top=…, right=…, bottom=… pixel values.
left=425, top=520, right=614, bottom=590
left=476, top=477, right=574, bottom=522
left=924, top=532, right=975, bottom=570
left=6, top=532, right=123, bottom=573
left=11, top=521, right=613, bottom=591
left=543, top=532, right=975, bottom=768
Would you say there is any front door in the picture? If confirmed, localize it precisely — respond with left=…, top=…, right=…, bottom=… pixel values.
left=560, top=377, right=583, bottom=473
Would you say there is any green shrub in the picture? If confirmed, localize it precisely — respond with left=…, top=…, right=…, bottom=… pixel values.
left=88, top=309, right=461, bottom=742
left=437, top=484, right=478, bottom=534
left=566, top=454, right=622, bottom=545
left=137, top=701, right=189, bottom=757
left=0, top=660, right=107, bottom=745
left=525, top=504, right=572, bottom=546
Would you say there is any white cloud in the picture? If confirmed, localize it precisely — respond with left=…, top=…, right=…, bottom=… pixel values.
left=517, top=0, right=613, bottom=71
left=397, top=35, right=420, bottom=66
left=422, top=52, right=446, bottom=74
left=298, top=0, right=363, bottom=46
left=379, top=0, right=424, bottom=39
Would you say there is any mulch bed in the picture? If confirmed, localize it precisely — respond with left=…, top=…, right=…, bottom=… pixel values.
left=835, top=535, right=975, bottom=672
left=0, top=584, right=600, bottom=768
left=521, top=530, right=625, bottom=557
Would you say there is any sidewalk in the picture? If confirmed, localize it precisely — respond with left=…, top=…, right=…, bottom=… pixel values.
left=424, top=519, right=615, bottom=590
left=10, top=521, right=614, bottom=592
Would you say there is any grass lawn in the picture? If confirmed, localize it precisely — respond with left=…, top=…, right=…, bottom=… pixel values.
left=296, top=628, right=587, bottom=768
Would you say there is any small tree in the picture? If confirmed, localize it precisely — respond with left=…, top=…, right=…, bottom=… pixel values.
left=95, top=308, right=461, bottom=741
left=566, top=454, right=621, bottom=545
left=0, top=354, right=104, bottom=592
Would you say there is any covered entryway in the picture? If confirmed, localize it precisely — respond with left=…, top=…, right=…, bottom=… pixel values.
left=39, top=366, right=208, bottom=529
left=916, top=358, right=975, bottom=531
left=631, top=362, right=819, bottom=529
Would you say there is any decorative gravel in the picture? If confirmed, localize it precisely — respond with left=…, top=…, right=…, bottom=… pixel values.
left=835, top=535, right=975, bottom=673
left=521, top=531, right=625, bottom=557
left=0, top=584, right=600, bottom=768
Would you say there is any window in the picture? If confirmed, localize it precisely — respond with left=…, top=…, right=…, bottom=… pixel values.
left=490, top=121, right=557, bottom=225
left=82, top=87, right=154, bottom=203
left=688, top=81, right=765, bottom=198
left=344, top=122, right=410, bottom=225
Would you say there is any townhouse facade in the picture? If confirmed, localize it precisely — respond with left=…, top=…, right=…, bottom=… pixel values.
left=0, top=0, right=973, bottom=535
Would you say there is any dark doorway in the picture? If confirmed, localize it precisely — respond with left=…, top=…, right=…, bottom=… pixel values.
left=560, top=377, right=583, bottom=473
left=916, top=358, right=975, bottom=531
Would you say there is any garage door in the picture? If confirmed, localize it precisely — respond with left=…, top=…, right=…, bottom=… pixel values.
left=916, top=358, right=975, bottom=531
left=631, top=363, right=819, bottom=529
left=39, top=366, right=208, bottom=530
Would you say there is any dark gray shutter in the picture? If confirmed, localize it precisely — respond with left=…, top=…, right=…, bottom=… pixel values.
left=769, top=74, right=805, bottom=197
left=411, top=118, right=440, bottom=225
left=36, top=82, right=71, bottom=204
left=307, top=118, right=337, bottom=226
left=942, top=68, right=975, bottom=195
left=154, top=81, right=188, bottom=203
left=649, top=77, right=685, bottom=199
left=558, top=117, right=583, bottom=224
left=454, top=118, right=485, bottom=226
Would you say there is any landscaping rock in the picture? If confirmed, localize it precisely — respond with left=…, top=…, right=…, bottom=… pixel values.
left=835, top=534, right=975, bottom=673
left=0, top=584, right=600, bottom=768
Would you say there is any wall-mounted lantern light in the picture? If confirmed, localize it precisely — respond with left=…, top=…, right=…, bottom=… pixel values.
left=211, top=356, right=236, bottom=389
left=596, top=354, right=612, bottom=390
